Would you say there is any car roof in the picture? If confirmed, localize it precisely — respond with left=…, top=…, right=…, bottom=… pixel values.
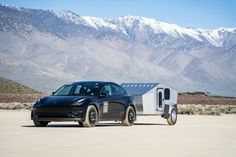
left=69, top=81, right=116, bottom=85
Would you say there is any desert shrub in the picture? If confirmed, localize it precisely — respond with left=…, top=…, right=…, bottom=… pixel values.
left=0, top=103, right=32, bottom=110
left=177, top=104, right=236, bottom=115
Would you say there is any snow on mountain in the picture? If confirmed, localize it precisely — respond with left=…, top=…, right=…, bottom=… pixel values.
left=115, top=16, right=203, bottom=41
left=114, top=16, right=236, bottom=49
left=51, top=10, right=125, bottom=33
left=50, top=10, right=236, bottom=48
left=51, top=10, right=84, bottom=25
left=0, top=4, right=236, bottom=96
left=82, top=16, right=118, bottom=30
left=198, top=28, right=236, bottom=47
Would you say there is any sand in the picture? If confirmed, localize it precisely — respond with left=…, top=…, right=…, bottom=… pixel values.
left=0, top=110, right=236, bottom=157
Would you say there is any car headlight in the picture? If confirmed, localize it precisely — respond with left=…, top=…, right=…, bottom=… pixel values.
left=36, top=98, right=41, bottom=103
left=71, top=98, right=86, bottom=106
left=33, top=98, right=42, bottom=107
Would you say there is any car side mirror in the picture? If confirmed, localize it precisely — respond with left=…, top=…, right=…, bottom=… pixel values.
left=52, top=91, right=55, bottom=95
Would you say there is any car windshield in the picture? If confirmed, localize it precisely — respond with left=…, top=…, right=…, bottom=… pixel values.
left=53, top=83, right=100, bottom=96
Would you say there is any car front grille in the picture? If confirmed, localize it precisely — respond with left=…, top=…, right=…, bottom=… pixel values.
left=37, top=114, right=69, bottom=118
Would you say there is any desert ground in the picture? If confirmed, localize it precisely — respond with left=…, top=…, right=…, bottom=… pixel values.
left=0, top=111, right=236, bottom=157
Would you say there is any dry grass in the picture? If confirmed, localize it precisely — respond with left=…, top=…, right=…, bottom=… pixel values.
left=178, top=104, right=236, bottom=115
left=0, top=102, right=32, bottom=110
left=0, top=94, right=44, bottom=103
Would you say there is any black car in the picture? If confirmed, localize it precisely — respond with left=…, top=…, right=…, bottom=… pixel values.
left=31, top=81, right=136, bottom=127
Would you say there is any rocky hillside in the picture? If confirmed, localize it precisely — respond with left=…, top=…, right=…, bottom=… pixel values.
left=0, top=76, right=41, bottom=94
left=0, top=76, right=43, bottom=103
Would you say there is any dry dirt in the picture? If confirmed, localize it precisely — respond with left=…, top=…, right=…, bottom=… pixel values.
left=178, top=93, right=236, bottom=105
left=0, top=94, right=44, bottom=103
left=0, top=111, right=236, bottom=157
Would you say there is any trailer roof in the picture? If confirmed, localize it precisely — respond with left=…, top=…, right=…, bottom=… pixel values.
left=121, top=83, right=159, bottom=95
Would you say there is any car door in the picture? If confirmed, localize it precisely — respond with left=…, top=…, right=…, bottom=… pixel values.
left=156, top=88, right=165, bottom=111
left=98, top=84, right=126, bottom=120
left=108, top=84, right=126, bottom=119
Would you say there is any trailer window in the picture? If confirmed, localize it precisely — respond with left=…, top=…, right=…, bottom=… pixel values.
left=164, top=88, right=170, bottom=100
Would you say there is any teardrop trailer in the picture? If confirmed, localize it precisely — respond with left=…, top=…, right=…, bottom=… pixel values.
left=120, top=83, right=178, bottom=125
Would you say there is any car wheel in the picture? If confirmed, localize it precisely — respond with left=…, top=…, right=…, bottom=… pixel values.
left=167, top=107, right=177, bottom=125
left=122, top=106, right=135, bottom=126
left=33, top=120, right=49, bottom=127
left=83, top=105, right=98, bottom=127
left=78, top=122, right=84, bottom=127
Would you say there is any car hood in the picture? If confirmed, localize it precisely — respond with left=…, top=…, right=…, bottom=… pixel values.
left=39, top=96, right=89, bottom=107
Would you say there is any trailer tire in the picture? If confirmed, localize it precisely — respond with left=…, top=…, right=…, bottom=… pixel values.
left=167, top=107, right=177, bottom=125
left=122, top=106, right=135, bottom=126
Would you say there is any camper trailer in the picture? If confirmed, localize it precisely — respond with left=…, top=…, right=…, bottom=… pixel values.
left=121, top=83, right=178, bottom=125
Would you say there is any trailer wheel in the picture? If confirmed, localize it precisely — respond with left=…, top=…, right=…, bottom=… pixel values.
left=122, top=106, right=135, bottom=126
left=83, top=105, right=98, bottom=127
left=167, top=107, right=177, bottom=125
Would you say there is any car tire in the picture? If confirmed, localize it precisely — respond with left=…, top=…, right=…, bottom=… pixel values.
left=122, top=106, right=135, bottom=126
left=82, top=105, right=98, bottom=127
left=33, top=120, right=49, bottom=127
left=167, top=107, right=177, bottom=125
left=78, top=122, right=84, bottom=127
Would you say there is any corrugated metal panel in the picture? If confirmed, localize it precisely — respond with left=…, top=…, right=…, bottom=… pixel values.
left=121, top=83, right=159, bottom=95
left=133, top=96, right=143, bottom=112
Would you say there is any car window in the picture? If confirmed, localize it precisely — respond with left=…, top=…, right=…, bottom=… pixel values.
left=54, top=83, right=100, bottom=96
left=111, top=84, right=125, bottom=95
left=74, top=85, right=83, bottom=95
left=99, top=85, right=113, bottom=96
left=73, top=84, right=99, bottom=96
left=54, top=84, right=73, bottom=96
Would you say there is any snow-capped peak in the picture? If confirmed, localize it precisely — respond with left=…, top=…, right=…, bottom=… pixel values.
left=5, top=3, right=234, bottom=48
left=81, top=16, right=119, bottom=30
left=47, top=10, right=236, bottom=47
left=51, top=10, right=84, bottom=25
left=115, top=16, right=203, bottom=41
left=197, top=28, right=236, bottom=47
left=51, top=10, right=120, bottom=31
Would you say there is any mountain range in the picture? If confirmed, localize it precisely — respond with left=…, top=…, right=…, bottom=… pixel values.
left=0, top=4, right=236, bottom=96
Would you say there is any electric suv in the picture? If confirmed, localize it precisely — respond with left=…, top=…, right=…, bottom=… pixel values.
left=31, top=81, right=136, bottom=127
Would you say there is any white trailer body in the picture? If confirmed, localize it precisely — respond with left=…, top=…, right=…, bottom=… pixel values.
left=121, top=83, right=178, bottom=125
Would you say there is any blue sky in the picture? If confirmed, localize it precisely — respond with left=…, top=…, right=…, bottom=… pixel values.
left=0, top=0, right=236, bottom=29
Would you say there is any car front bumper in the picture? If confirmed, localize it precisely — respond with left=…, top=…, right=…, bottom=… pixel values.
left=31, top=107, right=86, bottom=122
left=31, top=117, right=84, bottom=122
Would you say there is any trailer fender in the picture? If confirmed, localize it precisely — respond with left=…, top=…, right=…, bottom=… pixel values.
left=161, top=104, right=177, bottom=119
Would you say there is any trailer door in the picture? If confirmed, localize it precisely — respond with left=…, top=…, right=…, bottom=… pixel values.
left=156, top=88, right=164, bottom=111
